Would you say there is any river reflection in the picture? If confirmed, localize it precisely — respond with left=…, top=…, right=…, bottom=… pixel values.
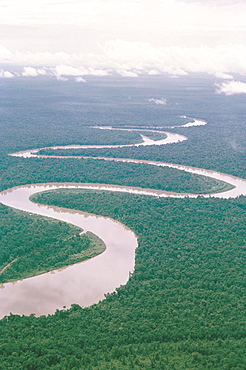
left=1, top=166, right=246, bottom=319
left=1, top=116, right=246, bottom=318
left=0, top=185, right=137, bottom=318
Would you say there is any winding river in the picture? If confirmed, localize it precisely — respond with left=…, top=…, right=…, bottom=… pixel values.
left=1, top=118, right=246, bottom=318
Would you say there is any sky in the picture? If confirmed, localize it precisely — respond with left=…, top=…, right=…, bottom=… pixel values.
left=1, top=0, right=246, bottom=94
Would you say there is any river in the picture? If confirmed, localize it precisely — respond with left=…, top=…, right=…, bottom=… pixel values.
left=1, top=118, right=245, bottom=318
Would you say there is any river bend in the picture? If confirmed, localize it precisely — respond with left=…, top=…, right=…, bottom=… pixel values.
left=1, top=117, right=245, bottom=318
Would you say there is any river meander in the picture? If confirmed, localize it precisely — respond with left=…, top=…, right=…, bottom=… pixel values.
left=0, top=184, right=138, bottom=318
left=0, top=118, right=246, bottom=318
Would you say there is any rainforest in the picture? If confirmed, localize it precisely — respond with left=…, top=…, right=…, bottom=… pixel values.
left=0, top=75, right=245, bottom=369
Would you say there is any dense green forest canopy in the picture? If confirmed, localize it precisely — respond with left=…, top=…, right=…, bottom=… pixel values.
left=1, top=75, right=245, bottom=180
left=1, top=155, right=233, bottom=194
left=1, top=191, right=246, bottom=369
left=0, top=203, right=105, bottom=284
left=0, top=75, right=245, bottom=369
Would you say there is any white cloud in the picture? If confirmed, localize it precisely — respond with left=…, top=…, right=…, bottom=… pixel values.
left=22, top=67, right=38, bottom=76
left=101, top=40, right=246, bottom=77
left=1, top=0, right=246, bottom=50
left=84, top=41, right=244, bottom=78
left=0, top=1, right=246, bottom=85
left=148, top=98, right=167, bottom=105
left=36, top=68, right=47, bottom=75
left=54, top=64, right=109, bottom=80
left=2, top=41, right=246, bottom=80
left=21, top=66, right=48, bottom=76
left=214, top=72, right=233, bottom=80
left=56, top=75, right=68, bottom=81
left=0, top=69, right=15, bottom=78
left=0, top=45, right=12, bottom=61
left=75, top=76, right=86, bottom=83
left=148, top=70, right=160, bottom=75
left=54, top=64, right=87, bottom=77
left=216, top=80, right=246, bottom=95
left=117, top=70, right=138, bottom=77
